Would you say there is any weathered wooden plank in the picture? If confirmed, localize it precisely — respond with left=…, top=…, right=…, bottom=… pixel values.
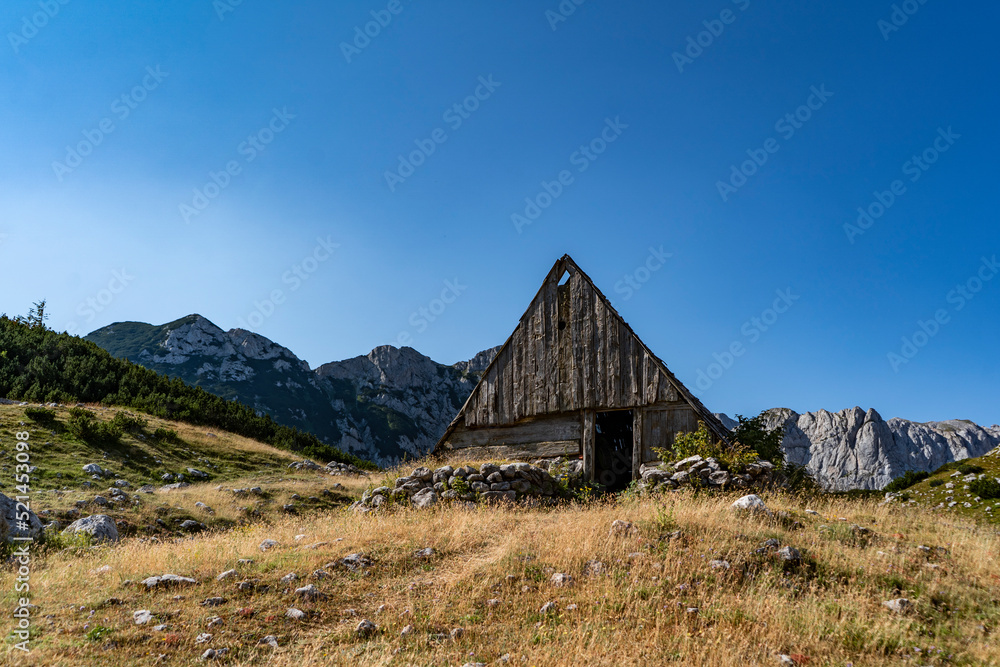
left=503, top=345, right=513, bottom=425
left=594, top=292, right=606, bottom=407
left=642, top=408, right=668, bottom=462
left=546, top=279, right=560, bottom=414
left=444, top=414, right=583, bottom=449
left=632, top=409, right=643, bottom=480
left=570, top=274, right=584, bottom=411
left=582, top=409, right=595, bottom=481
left=607, top=307, right=621, bottom=408
left=444, top=440, right=581, bottom=461
left=511, top=326, right=522, bottom=421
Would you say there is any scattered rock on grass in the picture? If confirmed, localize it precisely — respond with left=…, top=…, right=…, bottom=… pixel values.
left=609, top=520, right=636, bottom=537
left=883, top=598, right=913, bottom=614
left=142, top=574, right=196, bottom=589
left=355, top=619, right=377, bottom=638
left=62, top=514, right=119, bottom=543
left=777, top=546, right=802, bottom=564
left=731, top=495, right=770, bottom=514
left=551, top=573, right=572, bottom=587
left=294, top=584, right=326, bottom=601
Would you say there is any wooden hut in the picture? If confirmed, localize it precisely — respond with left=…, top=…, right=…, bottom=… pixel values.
left=434, top=255, right=731, bottom=491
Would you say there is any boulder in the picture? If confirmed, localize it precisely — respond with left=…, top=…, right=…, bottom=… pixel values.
left=673, top=455, right=704, bottom=471
left=731, top=495, right=770, bottom=514
left=62, top=514, right=119, bottom=543
left=708, top=471, right=730, bottom=486
left=0, top=492, right=44, bottom=541
left=777, top=546, right=801, bottom=564
left=883, top=598, right=913, bottom=614
left=411, top=488, right=438, bottom=509
left=356, top=619, right=377, bottom=637
left=609, top=520, right=636, bottom=537
left=480, top=490, right=516, bottom=504
left=142, top=574, right=197, bottom=589
left=160, top=482, right=190, bottom=492
left=82, top=463, right=104, bottom=475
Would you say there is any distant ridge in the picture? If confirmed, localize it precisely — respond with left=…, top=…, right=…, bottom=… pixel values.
left=87, top=315, right=498, bottom=466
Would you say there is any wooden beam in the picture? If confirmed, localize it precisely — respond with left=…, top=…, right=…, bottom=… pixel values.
left=445, top=440, right=581, bottom=461
left=582, top=409, right=595, bottom=482
left=632, top=409, right=643, bottom=481
left=444, top=414, right=582, bottom=449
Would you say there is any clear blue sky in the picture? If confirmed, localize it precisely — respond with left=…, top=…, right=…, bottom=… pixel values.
left=2, top=1, right=998, bottom=426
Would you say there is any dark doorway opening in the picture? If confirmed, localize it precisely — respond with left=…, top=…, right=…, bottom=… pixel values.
left=594, top=409, right=634, bottom=492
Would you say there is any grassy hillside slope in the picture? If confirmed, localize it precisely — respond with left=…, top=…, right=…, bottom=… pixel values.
left=0, top=316, right=372, bottom=469
left=3, top=453, right=999, bottom=665
left=0, top=403, right=366, bottom=541
left=886, top=445, right=1000, bottom=525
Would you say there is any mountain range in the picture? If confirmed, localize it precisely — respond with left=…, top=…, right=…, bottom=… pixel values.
left=87, top=314, right=1000, bottom=488
left=85, top=315, right=496, bottom=466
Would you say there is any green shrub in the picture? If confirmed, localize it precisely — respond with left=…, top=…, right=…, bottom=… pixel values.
left=884, top=470, right=930, bottom=493
left=929, top=478, right=944, bottom=487
left=969, top=477, right=1000, bottom=500
left=731, top=412, right=785, bottom=464
left=782, top=461, right=821, bottom=494
left=23, top=406, right=57, bottom=424
left=67, top=411, right=122, bottom=446
left=153, top=427, right=180, bottom=442
left=85, top=626, right=113, bottom=642
left=958, top=463, right=985, bottom=475
left=110, top=411, right=147, bottom=434
left=654, top=422, right=758, bottom=472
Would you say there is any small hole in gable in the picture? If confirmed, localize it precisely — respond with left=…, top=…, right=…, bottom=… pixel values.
left=557, top=270, right=570, bottom=286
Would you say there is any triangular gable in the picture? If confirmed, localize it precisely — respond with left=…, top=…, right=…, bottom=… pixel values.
left=434, top=255, right=732, bottom=450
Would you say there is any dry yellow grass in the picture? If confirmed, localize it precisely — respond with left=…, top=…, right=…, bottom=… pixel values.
left=4, top=475, right=999, bottom=666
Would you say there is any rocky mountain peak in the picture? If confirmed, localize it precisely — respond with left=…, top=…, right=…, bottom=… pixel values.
left=719, top=406, right=1000, bottom=490
left=452, top=345, right=503, bottom=374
